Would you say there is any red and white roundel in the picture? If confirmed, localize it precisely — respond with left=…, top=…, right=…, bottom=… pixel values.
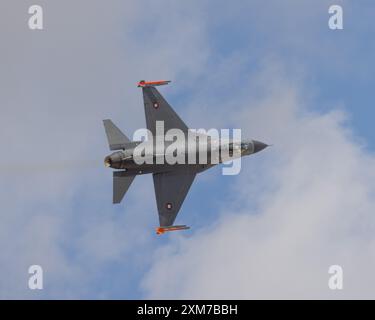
left=153, top=102, right=159, bottom=109
left=166, top=202, right=173, bottom=210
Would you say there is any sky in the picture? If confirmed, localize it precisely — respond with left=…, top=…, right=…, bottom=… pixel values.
left=1, top=0, right=375, bottom=299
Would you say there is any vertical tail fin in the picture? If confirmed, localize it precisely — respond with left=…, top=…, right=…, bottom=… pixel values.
left=103, top=119, right=130, bottom=150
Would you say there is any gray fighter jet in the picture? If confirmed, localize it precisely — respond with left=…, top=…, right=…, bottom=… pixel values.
left=103, top=80, right=268, bottom=234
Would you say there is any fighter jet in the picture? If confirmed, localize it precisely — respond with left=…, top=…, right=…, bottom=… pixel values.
left=103, top=80, right=268, bottom=234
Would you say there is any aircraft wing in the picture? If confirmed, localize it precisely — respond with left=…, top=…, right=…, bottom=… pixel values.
left=153, top=169, right=196, bottom=227
left=142, top=86, right=189, bottom=137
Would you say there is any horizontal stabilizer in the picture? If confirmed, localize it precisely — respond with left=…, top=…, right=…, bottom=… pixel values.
left=156, top=225, right=190, bottom=235
left=113, top=171, right=135, bottom=204
left=103, top=119, right=130, bottom=151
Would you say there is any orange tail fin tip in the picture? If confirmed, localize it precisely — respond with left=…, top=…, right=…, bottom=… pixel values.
left=156, top=225, right=190, bottom=235
left=138, top=80, right=171, bottom=87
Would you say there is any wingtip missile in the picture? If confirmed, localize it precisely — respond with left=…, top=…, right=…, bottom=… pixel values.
left=156, top=225, right=190, bottom=235
left=137, top=80, right=171, bottom=88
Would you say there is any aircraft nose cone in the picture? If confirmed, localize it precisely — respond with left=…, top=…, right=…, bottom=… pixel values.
left=253, top=140, right=268, bottom=153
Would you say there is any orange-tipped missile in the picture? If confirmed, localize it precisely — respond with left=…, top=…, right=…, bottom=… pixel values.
left=137, top=80, right=171, bottom=88
left=156, top=225, right=190, bottom=235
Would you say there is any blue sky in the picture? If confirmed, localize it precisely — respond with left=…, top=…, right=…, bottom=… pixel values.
left=1, top=0, right=375, bottom=299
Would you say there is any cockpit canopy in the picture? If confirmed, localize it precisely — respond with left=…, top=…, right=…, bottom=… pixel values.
left=227, top=141, right=254, bottom=156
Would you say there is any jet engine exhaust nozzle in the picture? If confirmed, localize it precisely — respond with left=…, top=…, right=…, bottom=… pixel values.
left=104, top=156, right=112, bottom=168
left=104, top=151, right=123, bottom=169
